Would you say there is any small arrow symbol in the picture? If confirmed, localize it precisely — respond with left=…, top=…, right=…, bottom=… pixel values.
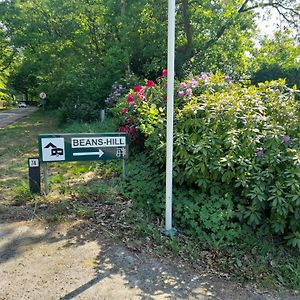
left=73, top=149, right=104, bottom=157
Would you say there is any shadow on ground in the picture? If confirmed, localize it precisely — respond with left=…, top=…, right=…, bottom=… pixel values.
left=1, top=211, right=300, bottom=300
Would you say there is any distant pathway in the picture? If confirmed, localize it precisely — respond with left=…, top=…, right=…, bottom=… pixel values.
left=0, top=107, right=39, bottom=128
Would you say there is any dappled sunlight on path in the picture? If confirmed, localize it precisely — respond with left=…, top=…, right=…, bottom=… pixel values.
left=1, top=220, right=297, bottom=300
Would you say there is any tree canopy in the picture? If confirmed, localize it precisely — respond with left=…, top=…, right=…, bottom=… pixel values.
left=0, top=0, right=299, bottom=107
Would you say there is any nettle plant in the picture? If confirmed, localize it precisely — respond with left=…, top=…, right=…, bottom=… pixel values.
left=114, top=71, right=300, bottom=248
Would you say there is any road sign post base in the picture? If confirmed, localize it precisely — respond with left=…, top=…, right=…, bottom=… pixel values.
left=161, top=227, right=177, bottom=238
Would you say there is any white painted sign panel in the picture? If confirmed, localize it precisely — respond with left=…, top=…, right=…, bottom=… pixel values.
left=39, top=92, right=47, bottom=99
left=28, top=158, right=40, bottom=167
left=41, top=137, right=65, bottom=162
left=71, top=137, right=126, bottom=148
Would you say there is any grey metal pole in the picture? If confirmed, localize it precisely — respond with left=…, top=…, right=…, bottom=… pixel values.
left=100, top=109, right=105, bottom=122
left=165, top=0, right=176, bottom=233
left=43, top=163, right=49, bottom=195
left=122, top=159, right=126, bottom=179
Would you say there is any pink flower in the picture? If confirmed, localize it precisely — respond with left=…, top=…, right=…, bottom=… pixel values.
left=121, top=107, right=128, bottom=114
left=187, top=80, right=196, bottom=87
left=186, top=88, right=192, bottom=95
left=137, top=94, right=145, bottom=100
left=162, top=69, right=168, bottom=77
left=283, top=136, right=290, bottom=143
left=146, top=80, right=155, bottom=87
left=200, top=72, right=210, bottom=79
left=178, top=90, right=185, bottom=97
left=127, top=94, right=134, bottom=101
left=179, top=82, right=186, bottom=88
left=127, top=94, right=135, bottom=105
left=134, top=85, right=143, bottom=93
left=256, top=149, right=264, bottom=157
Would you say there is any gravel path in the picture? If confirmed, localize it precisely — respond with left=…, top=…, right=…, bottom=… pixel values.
left=0, top=220, right=299, bottom=300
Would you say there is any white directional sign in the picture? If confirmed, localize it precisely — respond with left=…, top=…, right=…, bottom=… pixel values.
left=73, top=149, right=104, bottom=157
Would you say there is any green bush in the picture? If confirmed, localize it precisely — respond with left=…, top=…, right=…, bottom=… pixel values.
left=57, top=99, right=100, bottom=123
left=252, top=63, right=300, bottom=92
left=120, top=153, right=241, bottom=247
left=114, top=72, right=300, bottom=248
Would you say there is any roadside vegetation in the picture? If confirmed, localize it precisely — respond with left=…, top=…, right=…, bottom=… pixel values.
left=0, top=0, right=300, bottom=295
left=1, top=104, right=299, bottom=292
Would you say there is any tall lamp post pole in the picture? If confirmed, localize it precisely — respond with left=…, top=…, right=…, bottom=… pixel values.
left=164, top=0, right=176, bottom=236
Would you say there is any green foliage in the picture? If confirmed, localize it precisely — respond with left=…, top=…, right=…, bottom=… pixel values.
left=57, top=99, right=100, bottom=123
left=63, top=118, right=119, bottom=133
left=251, top=31, right=300, bottom=90
left=115, top=72, right=300, bottom=248
left=173, top=189, right=241, bottom=246
left=74, top=205, right=95, bottom=219
left=3, top=0, right=299, bottom=112
left=119, top=153, right=165, bottom=215
left=252, top=63, right=300, bottom=91
left=12, top=181, right=35, bottom=206
left=119, top=153, right=240, bottom=247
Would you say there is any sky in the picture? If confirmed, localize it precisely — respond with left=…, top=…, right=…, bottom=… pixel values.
left=256, top=8, right=287, bottom=38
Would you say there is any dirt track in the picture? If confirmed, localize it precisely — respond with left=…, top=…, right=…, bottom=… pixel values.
left=1, top=217, right=299, bottom=300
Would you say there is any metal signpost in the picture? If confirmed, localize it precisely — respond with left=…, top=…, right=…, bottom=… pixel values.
left=39, top=92, right=46, bottom=109
left=163, top=0, right=176, bottom=237
left=38, top=133, right=128, bottom=194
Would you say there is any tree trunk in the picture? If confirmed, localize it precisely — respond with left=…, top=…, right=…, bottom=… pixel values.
left=176, top=0, right=194, bottom=73
left=181, top=0, right=193, bottom=54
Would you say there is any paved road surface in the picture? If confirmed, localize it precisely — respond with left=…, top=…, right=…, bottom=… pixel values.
left=0, top=107, right=39, bottom=128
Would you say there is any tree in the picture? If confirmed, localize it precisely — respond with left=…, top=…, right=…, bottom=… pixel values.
left=178, top=0, right=299, bottom=77
left=251, top=30, right=300, bottom=88
left=0, top=0, right=299, bottom=110
left=0, top=25, right=17, bottom=105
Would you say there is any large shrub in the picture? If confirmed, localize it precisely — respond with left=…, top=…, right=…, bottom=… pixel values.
left=114, top=72, right=300, bottom=248
left=252, top=63, right=300, bottom=93
left=57, top=99, right=100, bottom=124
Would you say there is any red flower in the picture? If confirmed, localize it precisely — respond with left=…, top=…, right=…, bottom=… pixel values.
left=134, top=85, right=143, bottom=93
left=121, top=107, right=128, bottom=114
left=127, top=94, right=134, bottom=101
left=146, top=80, right=155, bottom=87
left=129, top=127, right=136, bottom=134
left=127, top=94, right=135, bottom=106
left=162, top=69, right=168, bottom=77
left=128, top=118, right=135, bottom=124
left=138, top=94, right=145, bottom=100
left=118, top=125, right=129, bottom=132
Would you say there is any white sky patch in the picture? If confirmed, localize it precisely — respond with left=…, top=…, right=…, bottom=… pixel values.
left=256, top=8, right=283, bottom=37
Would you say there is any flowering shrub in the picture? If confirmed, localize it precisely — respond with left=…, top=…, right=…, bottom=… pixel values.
left=114, top=71, right=300, bottom=248
left=112, top=69, right=169, bottom=143
left=104, top=71, right=139, bottom=107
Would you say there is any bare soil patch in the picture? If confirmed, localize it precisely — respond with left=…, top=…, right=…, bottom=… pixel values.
left=1, top=206, right=299, bottom=300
